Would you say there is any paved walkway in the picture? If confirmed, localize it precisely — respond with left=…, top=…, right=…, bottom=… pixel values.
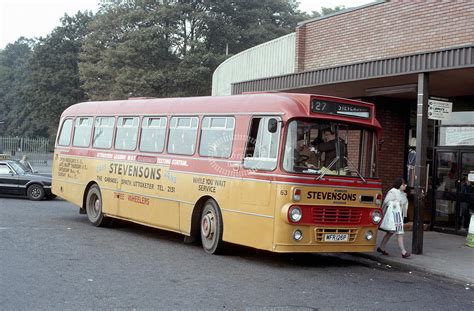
left=358, top=230, right=474, bottom=284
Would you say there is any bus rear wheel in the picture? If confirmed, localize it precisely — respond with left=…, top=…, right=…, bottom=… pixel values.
left=200, top=199, right=224, bottom=254
left=86, top=184, right=111, bottom=227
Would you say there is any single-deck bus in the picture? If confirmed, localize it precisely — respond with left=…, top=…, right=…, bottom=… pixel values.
left=52, top=93, right=383, bottom=254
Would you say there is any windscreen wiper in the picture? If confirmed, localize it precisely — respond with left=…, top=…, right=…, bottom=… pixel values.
left=345, top=156, right=366, bottom=183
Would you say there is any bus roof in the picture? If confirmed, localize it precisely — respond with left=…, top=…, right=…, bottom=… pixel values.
left=61, top=93, right=381, bottom=129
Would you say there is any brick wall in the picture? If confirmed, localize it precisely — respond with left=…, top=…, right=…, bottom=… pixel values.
left=375, top=99, right=410, bottom=194
left=296, top=1, right=474, bottom=71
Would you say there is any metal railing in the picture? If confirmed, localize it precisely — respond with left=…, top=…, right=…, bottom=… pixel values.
left=0, top=136, right=52, bottom=166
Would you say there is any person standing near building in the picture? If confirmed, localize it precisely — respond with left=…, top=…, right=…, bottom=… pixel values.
left=377, top=177, right=411, bottom=258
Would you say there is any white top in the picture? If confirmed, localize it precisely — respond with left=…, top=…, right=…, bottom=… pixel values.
left=382, top=188, right=408, bottom=217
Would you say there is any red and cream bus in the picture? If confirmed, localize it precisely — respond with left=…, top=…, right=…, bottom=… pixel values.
left=52, top=93, right=383, bottom=254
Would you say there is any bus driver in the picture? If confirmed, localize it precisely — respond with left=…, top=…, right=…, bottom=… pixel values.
left=316, top=128, right=347, bottom=169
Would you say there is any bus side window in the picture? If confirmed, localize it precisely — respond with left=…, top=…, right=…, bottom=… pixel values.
left=140, top=117, right=167, bottom=153
left=93, top=117, right=115, bottom=149
left=72, top=117, right=93, bottom=147
left=115, top=117, right=139, bottom=151
left=244, top=117, right=281, bottom=170
left=168, top=117, right=199, bottom=155
left=199, top=117, right=235, bottom=158
left=58, top=119, right=73, bottom=146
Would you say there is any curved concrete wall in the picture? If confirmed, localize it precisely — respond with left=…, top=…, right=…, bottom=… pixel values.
left=212, top=33, right=296, bottom=96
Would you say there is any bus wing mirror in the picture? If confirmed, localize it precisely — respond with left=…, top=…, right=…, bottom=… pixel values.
left=268, top=118, right=278, bottom=133
left=378, top=139, right=384, bottom=151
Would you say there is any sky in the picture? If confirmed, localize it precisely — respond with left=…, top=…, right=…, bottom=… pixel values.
left=0, top=0, right=373, bottom=49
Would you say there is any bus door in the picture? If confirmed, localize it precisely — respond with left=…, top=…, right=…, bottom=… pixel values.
left=228, top=116, right=281, bottom=247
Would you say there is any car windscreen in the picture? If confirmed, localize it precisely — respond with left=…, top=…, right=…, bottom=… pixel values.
left=9, top=161, right=27, bottom=175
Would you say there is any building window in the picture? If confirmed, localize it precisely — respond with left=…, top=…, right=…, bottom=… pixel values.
left=438, top=112, right=474, bottom=146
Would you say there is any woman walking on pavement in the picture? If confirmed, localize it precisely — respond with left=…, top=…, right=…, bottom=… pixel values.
left=377, top=177, right=411, bottom=258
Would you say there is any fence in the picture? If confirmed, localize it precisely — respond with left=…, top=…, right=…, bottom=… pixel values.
left=0, top=136, right=52, bottom=167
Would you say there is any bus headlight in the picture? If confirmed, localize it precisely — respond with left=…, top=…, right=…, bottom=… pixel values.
left=371, top=210, right=382, bottom=224
left=365, top=230, right=374, bottom=241
left=289, top=206, right=302, bottom=223
left=370, top=209, right=382, bottom=225
left=293, top=229, right=303, bottom=241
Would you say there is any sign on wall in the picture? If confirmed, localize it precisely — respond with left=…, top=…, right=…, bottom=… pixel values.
left=445, top=127, right=474, bottom=146
left=428, top=99, right=452, bottom=120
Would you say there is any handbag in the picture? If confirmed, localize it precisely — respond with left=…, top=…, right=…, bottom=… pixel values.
left=379, top=201, right=396, bottom=231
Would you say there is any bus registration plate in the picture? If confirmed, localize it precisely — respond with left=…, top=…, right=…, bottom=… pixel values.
left=324, top=233, right=349, bottom=242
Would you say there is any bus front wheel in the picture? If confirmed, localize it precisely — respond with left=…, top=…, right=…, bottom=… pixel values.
left=200, top=199, right=224, bottom=254
left=85, top=184, right=111, bottom=227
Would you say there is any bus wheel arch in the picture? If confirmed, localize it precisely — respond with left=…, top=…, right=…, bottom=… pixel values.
left=188, top=196, right=212, bottom=243
left=199, top=198, right=224, bottom=254
left=82, top=181, right=98, bottom=211
left=84, top=182, right=112, bottom=227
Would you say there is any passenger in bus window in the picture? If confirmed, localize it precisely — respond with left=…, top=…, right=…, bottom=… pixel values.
left=295, top=140, right=318, bottom=169
left=316, top=128, right=347, bottom=169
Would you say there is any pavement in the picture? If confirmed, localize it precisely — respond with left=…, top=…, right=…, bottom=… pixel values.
left=33, top=162, right=474, bottom=284
left=357, top=229, right=474, bottom=284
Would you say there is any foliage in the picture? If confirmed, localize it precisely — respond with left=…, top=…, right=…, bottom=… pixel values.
left=26, top=11, right=94, bottom=139
left=0, top=0, right=341, bottom=137
left=0, top=38, right=35, bottom=136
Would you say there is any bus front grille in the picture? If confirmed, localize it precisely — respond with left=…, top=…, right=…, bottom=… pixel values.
left=311, top=206, right=363, bottom=225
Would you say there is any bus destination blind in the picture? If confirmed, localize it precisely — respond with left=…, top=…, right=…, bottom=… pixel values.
left=311, top=99, right=370, bottom=118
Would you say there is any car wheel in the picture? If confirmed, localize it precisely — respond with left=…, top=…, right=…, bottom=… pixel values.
left=27, top=184, right=45, bottom=201
left=85, top=184, right=112, bottom=227
left=200, top=199, right=224, bottom=254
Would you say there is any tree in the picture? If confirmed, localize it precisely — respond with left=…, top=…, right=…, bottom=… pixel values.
left=80, top=0, right=178, bottom=100
left=0, top=38, right=35, bottom=136
left=22, top=11, right=94, bottom=139
left=80, top=0, right=306, bottom=99
left=309, top=6, right=345, bottom=19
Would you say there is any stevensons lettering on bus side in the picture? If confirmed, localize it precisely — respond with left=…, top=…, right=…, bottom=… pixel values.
left=108, top=163, right=161, bottom=180
left=307, top=191, right=357, bottom=201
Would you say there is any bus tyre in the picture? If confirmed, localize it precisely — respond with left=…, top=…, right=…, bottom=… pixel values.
left=200, top=199, right=224, bottom=254
left=86, top=185, right=111, bottom=227
left=27, top=184, right=45, bottom=201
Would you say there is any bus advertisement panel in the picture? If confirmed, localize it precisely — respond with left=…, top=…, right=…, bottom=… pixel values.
left=52, top=93, right=383, bottom=254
